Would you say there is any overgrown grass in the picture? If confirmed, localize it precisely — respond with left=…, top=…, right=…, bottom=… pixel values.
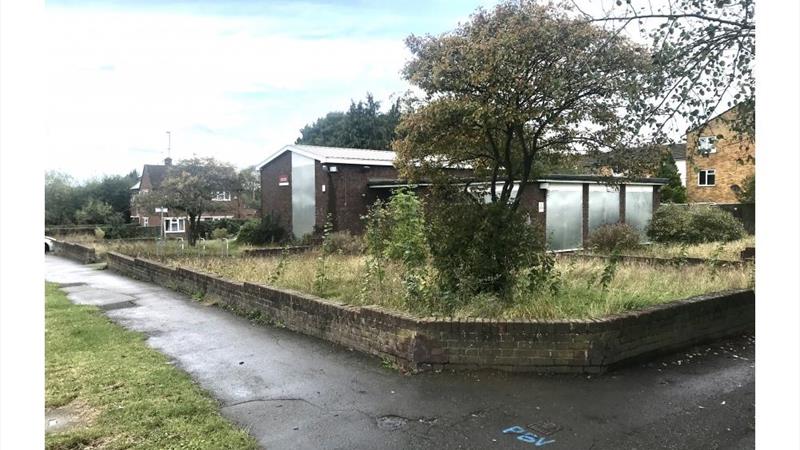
left=82, top=238, right=253, bottom=259
left=604, top=235, right=755, bottom=261
left=163, top=252, right=753, bottom=320
left=45, top=282, right=258, bottom=450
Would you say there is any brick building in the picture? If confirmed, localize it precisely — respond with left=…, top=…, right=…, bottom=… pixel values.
left=258, top=145, right=666, bottom=250
left=130, top=157, right=256, bottom=238
left=685, top=104, right=755, bottom=203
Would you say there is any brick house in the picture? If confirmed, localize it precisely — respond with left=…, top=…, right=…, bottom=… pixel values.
left=258, top=144, right=666, bottom=250
left=684, top=104, right=755, bottom=203
left=130, top=157, right=256, bottom=238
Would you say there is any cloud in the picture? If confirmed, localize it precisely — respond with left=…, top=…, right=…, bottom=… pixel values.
left=44, top=4, right=428, bottom=180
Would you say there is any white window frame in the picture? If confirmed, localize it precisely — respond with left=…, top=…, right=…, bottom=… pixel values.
left=698, top=169, right=716, bottom=186
left=163, top=217, right=186, bottom=233
left=698, top=136, right=717, bottom=154
left=212, top=191, right=231, bottom=201
left=142, top=217, right=149, bottom=227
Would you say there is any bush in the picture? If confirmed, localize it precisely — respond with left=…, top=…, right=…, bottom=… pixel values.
left=326, top=231, right=364, bottom=254
left=647, top=204, right=745, bottom=244
left=426, top=185, right=548, bottom=303
left=585, top=223, right=642, bottom=253
left=236, top=215, right=286, bottom=246
left=211, top=218, right=243, bottom=236
left=94, top=227, right=105, bottom=240
left=211, top=228, right=229, bottom=240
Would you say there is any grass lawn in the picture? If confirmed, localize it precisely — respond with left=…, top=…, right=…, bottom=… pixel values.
left=161, top=252, right=753, bottom=320
left=590, top=236, right=755, bottom=261
left=45, top=282, right=258, bottom=450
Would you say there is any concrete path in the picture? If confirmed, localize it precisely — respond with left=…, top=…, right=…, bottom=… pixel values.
left=46, top=255, right=755, bottom=449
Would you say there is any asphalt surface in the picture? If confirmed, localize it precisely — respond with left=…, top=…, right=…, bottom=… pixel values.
left=45, top=255, right=755, bottom=450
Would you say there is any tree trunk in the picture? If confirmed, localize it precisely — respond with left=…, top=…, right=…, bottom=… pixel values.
left=187, top=214, right=199, bottom=246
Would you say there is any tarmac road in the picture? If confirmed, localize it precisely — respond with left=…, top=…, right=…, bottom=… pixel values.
left=46, top=255, right=755, bottom=450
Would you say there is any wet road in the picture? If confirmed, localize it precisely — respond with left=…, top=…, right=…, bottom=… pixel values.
left=45, top=255, right=755, bottom=450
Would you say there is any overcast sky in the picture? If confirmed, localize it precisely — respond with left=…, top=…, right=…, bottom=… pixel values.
left=45, top=0, right=662, bottom=181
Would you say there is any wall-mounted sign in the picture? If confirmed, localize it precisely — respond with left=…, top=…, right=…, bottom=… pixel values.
left=278, top=175, right=289, bottom=186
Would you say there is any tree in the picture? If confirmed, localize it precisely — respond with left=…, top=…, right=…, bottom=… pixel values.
left=237, top=166, right=261, bottom=210
left=735, top=174, right=754, bottom=203
left=135, top=158, right=238, bottom=246
left=656, top=151, right=687, bottom=203
left=45, top=171, right=82, bottom=225
left=74, top=199, right=120, bottom=224
left=84, top=171, right=140, bottom=222
left=296, top=93, right=401, bottom=149
left=575, top=0, right=755, bottom=137
left=394, top=1, right=653, bottom=209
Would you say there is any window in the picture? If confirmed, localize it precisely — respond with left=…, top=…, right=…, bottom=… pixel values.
left=212, top=191, right=231, bottom=201
left=698, top=136, right=717, bottom=154
left=698, top=169, right=716, bottom=186
left=142, top=217, right=149, bottom=227
left=164, top=217, right=186, bottom=233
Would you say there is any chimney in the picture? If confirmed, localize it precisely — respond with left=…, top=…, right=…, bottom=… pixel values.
left=164, top=157, right=173, bottom=166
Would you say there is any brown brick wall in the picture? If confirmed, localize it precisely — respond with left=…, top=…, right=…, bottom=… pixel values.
left=260, top=151, right=293, bottom=232
left=315, top=163, right=398, bottom=234
left=107, top=252, right=755, bottom=373
left=52, top=240, right=99, bottom=264
left=686, top=108, right=755, bottom=203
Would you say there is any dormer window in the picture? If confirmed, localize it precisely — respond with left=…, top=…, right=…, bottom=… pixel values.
left=698, top=136, right=717, bottom=155
left=212, top=191, right=231, bottom=201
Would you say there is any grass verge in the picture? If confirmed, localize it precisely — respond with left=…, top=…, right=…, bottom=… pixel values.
left=45, top=282, right=258, bottom=450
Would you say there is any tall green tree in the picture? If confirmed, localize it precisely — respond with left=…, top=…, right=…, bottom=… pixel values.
left=656, top=152, right=687, bottom=203
left=394, top=1, right=653, bottom=208
left=45, top=171, right=82, bottom=225
left=134, top=158, right=237, bottom=246
left=237, top=166, right=261, bottom=209
left=296, top=93, right=401, bottom=149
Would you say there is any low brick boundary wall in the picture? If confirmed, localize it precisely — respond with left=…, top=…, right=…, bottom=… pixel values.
left=52, top=239, right=99, bottom=264
left=107, top=251, right=754, bottom=373
left=558, top=252, right=749, bottom=268
left=241, top=246, right=312, bottom=258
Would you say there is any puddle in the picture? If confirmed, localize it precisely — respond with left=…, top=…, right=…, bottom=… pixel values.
left=377, top=415, right=409, bottom=431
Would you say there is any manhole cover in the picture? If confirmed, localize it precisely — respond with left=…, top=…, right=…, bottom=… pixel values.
left=527, top=420, right=562, bottom=436
left=99, top=301, right=138, bottom=311
left=377, top=415, right=408, bottom=431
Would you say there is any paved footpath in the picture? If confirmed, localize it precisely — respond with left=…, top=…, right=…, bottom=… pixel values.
left=46, top=255, right=755, bottom=450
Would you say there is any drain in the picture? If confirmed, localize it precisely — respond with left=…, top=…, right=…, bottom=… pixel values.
left=99, top=301, right=138, bottom=311
left=527, top=420, right=562, bottom=436
left=377, top=415, right=408, bottom=431
left=58, top=282, right=87, bottom=287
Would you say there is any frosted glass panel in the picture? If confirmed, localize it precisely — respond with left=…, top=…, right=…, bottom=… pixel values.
left=291, top=152, right=316, bottom=238
left=625, top=185, right=653, bottom=237
left=546, top=185, right=583, bottom=251
left=588, top=185, right=620, bottom=231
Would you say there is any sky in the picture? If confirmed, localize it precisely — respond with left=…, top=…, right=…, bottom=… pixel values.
left=45, top=0, right=676, bottom=182
left=44, top=0, right=505, bottom=181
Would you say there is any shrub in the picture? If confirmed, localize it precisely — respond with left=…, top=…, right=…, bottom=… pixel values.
left=211, top=228, right=229, bottom=240
left=211, top=218, right=243, bottom=236
left=426, top=185, right=548, bottom=304
left=585, top=223, right=642, bottom=253
left=94, top=227, right=105, bottom=240
left=236, top=215, right=286, bottom=245
left=647, top=204, right=745, bottom=244
left=326, top=231, right=364, bottom=254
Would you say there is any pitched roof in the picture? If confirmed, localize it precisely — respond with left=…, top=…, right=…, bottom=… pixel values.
left=142, top=164, right=168, bottom=189
left=257, top=144, right=395, bottom=169
left=669, top=143, right=686, bottom=161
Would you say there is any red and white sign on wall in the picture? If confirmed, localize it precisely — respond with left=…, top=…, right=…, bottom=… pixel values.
left=278, top=175, right=289, bottom=186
